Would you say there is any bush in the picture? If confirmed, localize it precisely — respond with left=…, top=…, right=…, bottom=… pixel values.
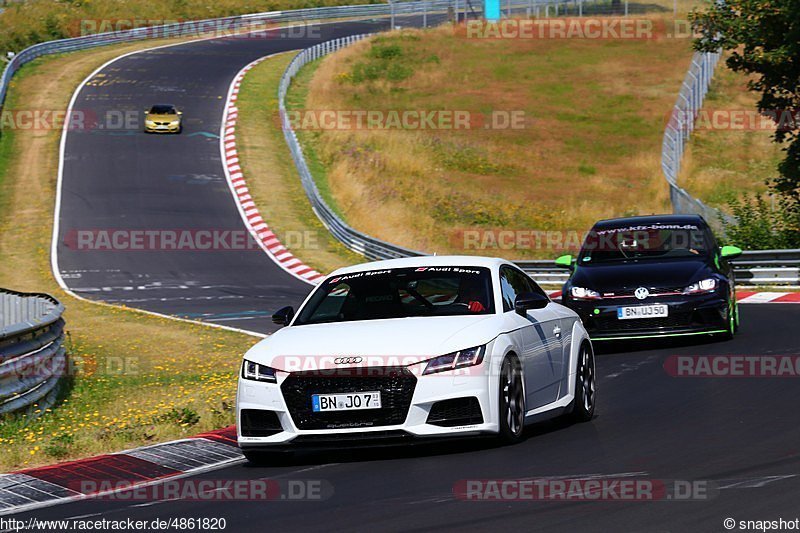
left=346, top=36, right=421, bottom=85
left=721, top=194, right=800, bottom=249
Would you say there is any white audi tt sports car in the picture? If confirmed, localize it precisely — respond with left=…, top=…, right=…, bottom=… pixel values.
left=236, top=256, right=595, bottom=462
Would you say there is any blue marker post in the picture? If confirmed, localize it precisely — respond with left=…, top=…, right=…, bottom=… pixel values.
left=485, top=0, right=501, bottom=21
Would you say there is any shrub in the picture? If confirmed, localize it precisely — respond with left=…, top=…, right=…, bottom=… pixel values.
left=721, top=194, right=800, bottom=249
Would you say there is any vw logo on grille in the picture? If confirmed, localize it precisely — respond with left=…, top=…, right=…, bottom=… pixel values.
left=634, top=287, right=650, bottom=300
left=334, top=357, right=363, bottom=365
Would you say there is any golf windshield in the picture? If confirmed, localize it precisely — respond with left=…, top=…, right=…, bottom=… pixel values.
left=295, top=266, right=495, bottom=325
left=578, top=224, right=713, bottom=264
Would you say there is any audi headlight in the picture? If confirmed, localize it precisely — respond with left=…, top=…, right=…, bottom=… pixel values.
left=423, top=346, right=485, bottom=375
left=570, top=287, right=601, bottom=300
left=241, top=359, right=277, bottom=383
left=684, top=278, right=717, bottom=294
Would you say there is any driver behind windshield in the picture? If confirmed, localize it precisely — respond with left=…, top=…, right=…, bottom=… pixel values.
left=455, top=279, right=487, bottom=313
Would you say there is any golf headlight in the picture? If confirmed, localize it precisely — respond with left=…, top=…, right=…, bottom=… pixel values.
left=570, top=287, right=601, bottom=300
left=423, top=346, right=485, bottom=375
left=241, top=359, right=277, bottom=383
left=684, top=278, right=717, bottom=294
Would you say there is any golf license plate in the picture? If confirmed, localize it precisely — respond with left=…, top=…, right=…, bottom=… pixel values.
left=617, top=304, right=668, bottom=320
left=312, top=391, right=381, bottom=412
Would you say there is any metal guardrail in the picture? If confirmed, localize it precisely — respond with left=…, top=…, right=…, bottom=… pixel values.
left=279, top=36, right=800, bottom=286
left=518, top=251, right=800, bottom=286
left=0, top=290, right=66, bottom=416
left=660, top=51, right=735, bottom=229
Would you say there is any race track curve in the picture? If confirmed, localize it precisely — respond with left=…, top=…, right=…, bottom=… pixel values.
left=43, top=13, right=800, bottom=532
left=54, top=16, right=441, bottom=334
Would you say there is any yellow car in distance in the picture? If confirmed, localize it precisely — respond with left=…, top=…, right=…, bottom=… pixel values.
left=144, top=104, right=182, bottom=133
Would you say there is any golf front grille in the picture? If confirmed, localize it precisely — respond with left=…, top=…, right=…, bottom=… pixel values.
left=281, top=367, right=417, bottom=430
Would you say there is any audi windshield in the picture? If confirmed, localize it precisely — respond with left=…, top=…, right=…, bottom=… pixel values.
left=578, top=224, right=714, bottom=264
left=294, top=266, right=495, bottom=325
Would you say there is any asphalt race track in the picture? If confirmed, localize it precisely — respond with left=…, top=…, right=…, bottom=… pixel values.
left=55, top=16, right=444, bottom=334
left=10, top=305, right=800, bottom=530
left=43, top=14, right=800, bottom=533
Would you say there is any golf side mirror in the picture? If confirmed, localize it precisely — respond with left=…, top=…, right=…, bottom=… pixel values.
left=555, top=254, right=575, bottom=270
left=272, top=306, right=294, bottom=326
left=514, top=292, right=550, bottom=316
left=720, top=245, right=743, bottom=260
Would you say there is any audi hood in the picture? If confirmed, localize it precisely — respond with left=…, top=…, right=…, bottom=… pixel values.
left=244, top=314, right=501, bottom=370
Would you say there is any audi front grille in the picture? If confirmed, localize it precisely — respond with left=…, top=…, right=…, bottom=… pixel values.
left=280, top=367, right=417, bottom=430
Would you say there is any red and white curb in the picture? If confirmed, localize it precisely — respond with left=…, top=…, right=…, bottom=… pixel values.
left=0, top=427, right=241, bottom=516
left=221, top=55, right=324, bottom=286
left=735, top=291, right=800, bottom=304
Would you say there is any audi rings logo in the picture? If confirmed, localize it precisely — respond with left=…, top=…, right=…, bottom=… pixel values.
left=334, top=357, right=363, bottom=365
left=634, top=287, right=650, bottom=300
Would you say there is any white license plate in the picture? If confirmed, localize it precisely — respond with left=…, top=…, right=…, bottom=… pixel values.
left=312, top=391, right=381, bottom=412
left=617, top=305, right=668, bottom=320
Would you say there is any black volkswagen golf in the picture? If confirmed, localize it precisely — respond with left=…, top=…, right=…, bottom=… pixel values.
left=557, top=215, right=743, bottom=341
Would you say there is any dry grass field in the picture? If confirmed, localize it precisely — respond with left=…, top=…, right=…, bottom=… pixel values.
left=294, top=19, right=697, bottom=258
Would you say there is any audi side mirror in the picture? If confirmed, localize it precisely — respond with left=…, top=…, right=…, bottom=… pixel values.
left=272, top=306, right=294, bottom=326
left=514, top=292, right=549, bottom=316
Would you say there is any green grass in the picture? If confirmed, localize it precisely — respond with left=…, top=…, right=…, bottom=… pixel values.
left=681, top=63, right=783, bottom=212
left=292, top=21, right=694, bottom=257
left=235, top=51, right=361, bottom=274
left=0, top=35, right=257, bottom=472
